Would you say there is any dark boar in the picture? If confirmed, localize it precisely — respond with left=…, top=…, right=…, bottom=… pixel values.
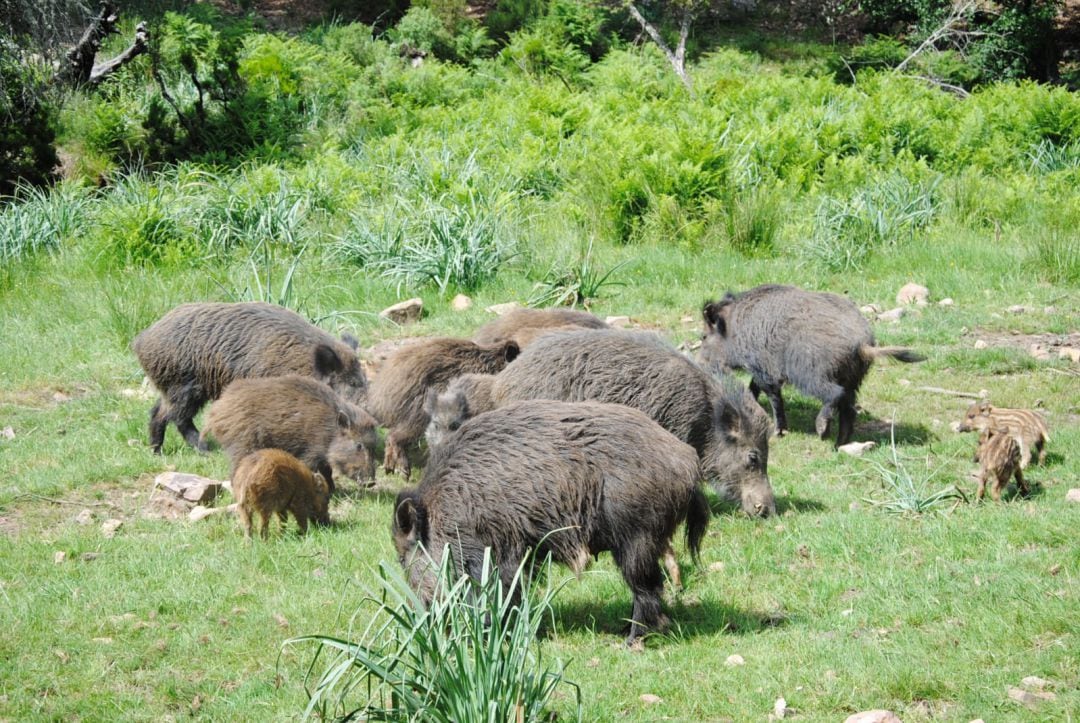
left=233, top=448, right=331, bottom=539
left=472, top=308, right=608, bottom=347
left=440, top=329, right=776, bottom=517
left=393, top=400, right=709, bottom=645
left=958, top=401, right=1049, bottom=468
left=700, top=285, right=925, bottom=447
left=367, top=337, right=519, bottom=479
left=133, top=302, right=366, bottom=454
left=203, top=375, right=378, bottom=492
left=975, top=429, right=1027, bottom=502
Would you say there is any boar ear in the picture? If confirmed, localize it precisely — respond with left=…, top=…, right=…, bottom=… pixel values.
left=394, top=494, right=424, bottom=542
left=714, top=399, right=741, bottom=436
left=503, top=340, right=520, bottom=363
left=313, top=472, right=329, bottom=494
left=340, top=332, right=360, bottom=351
left=314, top=344, right=344, bottom=376
left=702, top=301, right=728, bottom=337
left=422, top=387, right=440, bottom=416
left=337, top=408, right=352, bottom=428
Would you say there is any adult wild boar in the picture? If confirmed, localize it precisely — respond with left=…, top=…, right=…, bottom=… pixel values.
left=427, top=329, right=776, bottom=517
left=700, top=285, right=925, bottom=447
left=203, top=375, right=378, bottom=492
left=133, top=302, right=366, bottom=454
left=472, top=308, right=608, bottom=347
left=393, top=400, right=709, bottom=645
left=366, top=337, right=519, bottom=479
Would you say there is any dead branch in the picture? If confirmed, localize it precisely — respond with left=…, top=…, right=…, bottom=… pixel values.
left=88, top=21, right=148, bottom=86
left=915, top=386, right=985, bottom=399
left=624, top=1, right=694, bottom=92
left=895, top=0, right=983, bottom=73
left=55, top=3, right=148, bottom=87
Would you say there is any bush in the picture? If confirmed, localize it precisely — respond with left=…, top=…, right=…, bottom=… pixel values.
left=0, top=42, right=58, bottom=195
left=0, top=183, right=91, bottom=272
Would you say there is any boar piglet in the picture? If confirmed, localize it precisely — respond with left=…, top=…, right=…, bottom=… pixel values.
left=393, top=400, right=709, bottom=645
left=233, top=449, right=331, bottom=539
left=975, top=429, right=1028, bottom=502
left=959, top=401, right=1049, bottom=468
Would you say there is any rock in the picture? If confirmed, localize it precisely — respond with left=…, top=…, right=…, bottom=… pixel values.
left=53, top=551, right=66, bottom=564
left=639, top=694, right=662, bottom=705
left=1058, top=347, right=1080, bottom=363
left=74, top=509, right=94, bottom=525
left=1065, top=489, right=1080, bottom=503
left=0, top=426, right=13, bottom=440
left=877, top=307, right=906, bottom=323
left=973, top=339, right=988, bottom=350
left=586, top=657, right=600, bottom=668
left=1007, top=305, right=1028, bottom=315
left=188, top=504, right=237, bottom=522
left=485, top=302, right=521, bottom=316
left=708, top=561, right=725, bottom=573
left=1043, top=306, right=1056, bottom=315
left=379, top=298, right=423, bottom=325
left=938, top=297, right=954, bottom=306
left=153, top=472, right=224, bottom=505
left=680, top=315, right=695, bottom=324
left=1008, top=686, right=1055, bottom=707
left=80, top=552, right=100, bottom=562
left=859, top=304, right=882, bottom=316
left=1021, top=676, right=1049, bottom=690
left=844, top=712, right=901, bottom=723
left=1028, top=344, right=1051, bottom=361
left=897, top=378, right=911, bottom=386
left=450, top=294, right=472, bottom=311
left=838, top=441, right=877, bottom=457
left=101, top=519, right=123, bottom=538
left=725, top=654, right=745, bottom=666
left=604, top=315, right=631, bottom=328
left=950, top=421, right=962, bottom=433
left=849, top=501, right=862, bottom=511
left=773, top=697, right=788, bottom=719
left=896, top=283, right=929, bottom=306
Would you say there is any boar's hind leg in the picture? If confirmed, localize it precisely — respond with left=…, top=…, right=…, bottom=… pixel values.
left=164, top=380, right=209, bottom=453
left=662, top=544, right=682, bottom=590
left=614, top=542, right=666, bottom=645
left=815, top=384, right=846, bottom=443
left=317, top=461, right=336, bottom=496
left=148, top=398, right=169, bottom=454
left=1014, top=467, right=1029, bottom=497
left=836, top=399, right=858, bottom=447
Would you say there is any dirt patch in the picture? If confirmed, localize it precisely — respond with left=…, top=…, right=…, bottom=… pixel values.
left=967, top=330, right=1080, bottom=356
left=0, top=384, right=94, bottom=409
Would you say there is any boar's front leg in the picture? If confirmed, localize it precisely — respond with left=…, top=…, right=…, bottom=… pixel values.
left=383, top=429, right=412, bottom=479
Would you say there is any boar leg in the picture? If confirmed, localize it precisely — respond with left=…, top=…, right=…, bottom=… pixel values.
left=1035, top=440, right=1046, bottom=466
left=317, top=461, right=336, bottom=496
left=259, top=510, right=272, bottom=540
left=662, top=544, right=682, bottom=590
left=975, top=474, right=987, bottom=501
left=753, top=379, right=787, bottom=435
left=815, top=384, right=846, bottom=442
left=236, top=505, right=253, bottom=539
left=1014, top=467, right=1029, bottom=497
left=836, top=401, right=858, bottom=447
left=293, top=508, right=309, bottom=536
left=165, top=380, right=209, bottom=453
left=615, top=543, right=665, bottom=645
left=990, top=473, right=1005, bottom=502
left=148, top=399, right=169, bottom=454
left=384, top=430, right=412, bottom=480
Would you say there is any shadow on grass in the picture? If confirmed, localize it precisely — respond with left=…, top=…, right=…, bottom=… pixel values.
left=707, top=494, right=828, bottom=517
left=763, top=395, right=934, bottom=446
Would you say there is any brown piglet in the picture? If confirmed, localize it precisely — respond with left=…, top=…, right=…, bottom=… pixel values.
left=233, top=449, right=331, bottom=539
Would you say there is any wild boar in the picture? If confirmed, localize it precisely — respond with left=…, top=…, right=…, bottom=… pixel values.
left=422, top=373, right=497, bottom=450
left=233, top=448, right=331, bottom=539
left=429, top=329, right=776, bottom=517
left=366, top=337, right=519, bottom=479
left=472, top=307, right=608, bottom=347
left=203, top=375, right=378, bottom=492
left=133, top=302, right=366, bottom=454
left=975, top=429, right=1027, bottom=502
left=700, top=285, right=925, bottom=447
left=958, top=401, right=1049, bottom=468
left=392, top=400, right=709, bottom=645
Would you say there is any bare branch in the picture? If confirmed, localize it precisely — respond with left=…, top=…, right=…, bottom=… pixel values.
left=895, top=0, right=980, bottom=73
left=87, top=21, right=148, bottom=85
left=624, top=1, right=694, bottom=91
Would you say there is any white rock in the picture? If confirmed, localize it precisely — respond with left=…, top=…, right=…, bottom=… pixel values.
left=485, top=302, right=521, bottom=316
left=877, top=307, right=906, bottom=323
left=188, top=503, right=237, bottom=522
left=52, top=391, right=71, bottom=403
left=708, top=561, right=725, bottom=573
left=973, top=340, right=988, bottom=350
left=101, top=519, right=123, bottom=538
left=450, top=294, right=472, bottom=311
left=725, top=654, right=745, bottom=666
left=1007, top=305, right=1028, bottom=314
left=844, top=712, right=901, bottom=723
left=605, top=315, right=632, bottom=328
left=1065, top=489, right=1080, bottom=503
left=54, top=551, right=66, bottom=564
left=1008, top=686, right=1055, bottom=706
left=1043, top=306, right=1056, bottom=315
left=379, top=298, right=423, bottom=325
left=639, top=694, right=662, bottom=704
left=0, top=426, right=13, bottom=440
left=950, top=421, right=962, bottom=433
left=74, top=509, right=94, bottom=525
left=838, top=441, right=877, bottom=457
left=896, top=283, right=929, bottom=305
left=938, top=297, right=954, bottom=306
left=773, top=697, right=788, bottom=719
left=153, top=472, right=224, bottom=505
left=1021, top=676, right=1049, bottom=690
left=1058, top=347, right=1080, bottom=363
left=680, top=315, right=695, bottom=324
left=860, top=304, right=882, bottom=316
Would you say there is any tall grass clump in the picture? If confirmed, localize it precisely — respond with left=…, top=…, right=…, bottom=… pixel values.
left=863, top=426, right=967, bottom=515
left=803, top=173, right=940, bottom=271
left=721, top=184, right=784, bottom=256
left=528, top=239, right=628, bottom=308
left=0, top=183, right=93, bottom=266
left=1026, top=227, right=1080, bottom=284
left=286, top=549, right=579, bottom=722
left=339, top=190, right=520, bottom=294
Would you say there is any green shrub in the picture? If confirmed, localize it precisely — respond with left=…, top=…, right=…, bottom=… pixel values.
left=0, top=42, right=58, bottom=194
left=0, top=183, right=92, bottom=270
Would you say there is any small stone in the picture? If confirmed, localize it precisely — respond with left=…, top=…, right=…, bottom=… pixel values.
left=680, top=315, right=695, bottom=324
left=877, top=307, right=906, bottom=323
left=708, top=561, right=725, bottom=573
left=586, top=657, right=600, bottom=668
left=605, top=315, right=632, bottom=328
left=450, top=294, right=472, bottom=311
left=312, top=568, right=326, bottom=579
left=897, top=378, right=911, bottom=386
left=897, top=283, right=929, bottom=305
left=841, top=608, right=854, bottom=617
left=973, top=340, right=988, bottom=350
left=1021, top=676, right=1049, bottom=690
left=860, top=304, right=882, bottom=316
left=1058, top=347, right=1080, bottom=363
left=1007, top=305, right=1028, bottom=314
left=838, top=441, right=877, bottom=457
left=938, top=297, right=954, bottom=306
left=0, top=426, right=13, bottom=440
left=844, top=712, right=901, bottom=723
left=1065, top=489, right=1080, bottom=503
left=950, top=421, right=962, bottom=433
left=969, top=719, right=986, bottom=723
left=154, top=472, right=224, bottom=505
left=1008, top=686, right=1055, bottom=707
left=379, top=298, right=423, bottom=325
left=53, top=551, right=66, bottom=564
left=92, top=637, right=113, bottom=644
left=74, top=509, right=93, bottom=525
left=274, top=613, right=289, bottom=629
left=1049, top=564, right=1062, bottom=576
left=773, top=697, right=788, bottom=719
left=485, top=302, right=521, bottom=316
left=725, top=654, right=745, bottom=666
left=101, top=519, right=123, bottom=538
left=1029, top=344, right=1051, bottom=360
left=639, top=694, right=662, bottom=705
left=80, top=552, right=100, bottom=562
left=1043, top=306, right=1056, bottom=315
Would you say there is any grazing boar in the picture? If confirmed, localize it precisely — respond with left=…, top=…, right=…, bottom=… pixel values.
left=434, top=329, right=776, bottom=517
left=472, top=308, right=608, bottom=347
left=975, top=429, right=1027, bottom=502
left=233, top=449, right=331, bottom=539
left=700, top=285, right=925, bottom=447
left=203, top=375, right=378, bottom=492
left=367, top=337, right=520, bottom=479
left=133, top=302, right=366, bottom=454
left=393, top=400, right=709, bottom=645
left=958, top=401, right=1049, bottom=468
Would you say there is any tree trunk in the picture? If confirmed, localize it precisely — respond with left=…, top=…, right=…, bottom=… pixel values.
left=625, top=2, right=694, bottom=92
left=55, top=2, right=149, bottom=87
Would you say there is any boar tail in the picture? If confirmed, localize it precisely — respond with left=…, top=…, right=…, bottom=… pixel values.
left=861, top=345, right=926, bottom=363
left=685, top=487, right=710, bottom=566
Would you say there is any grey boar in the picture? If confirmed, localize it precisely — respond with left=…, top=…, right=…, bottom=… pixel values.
left=133, top=302, right=366, bottom=454
left=700, top=285, right=925, bottom=447
left=472, top=308, right=608, bottom=347
left=233, top=448, right=331, bottom=539
left=958, top=401, right=1049, bottom=468
left=975, top=429, right=1027, bottom=502
left=433, top=329, right=776, bottom=517
left=392, top=399, right=709, bottom=645
left=422, top=373, right=497, bottom=450
left=203, top=375, right=378, bottom=492
left=367, top=337, right=520, bottom=479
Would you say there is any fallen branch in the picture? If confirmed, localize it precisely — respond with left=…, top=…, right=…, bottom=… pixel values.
left=87, top=21, right=148, bottom=86
left=915, top=386, right=985, bottom=399
left=16, top=493, right=121, bottom=509
left=55, top=3, right=149, bottom=87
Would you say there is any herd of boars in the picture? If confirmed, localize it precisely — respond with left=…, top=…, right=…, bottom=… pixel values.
left=130, top=284, right=1046, bottom=644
